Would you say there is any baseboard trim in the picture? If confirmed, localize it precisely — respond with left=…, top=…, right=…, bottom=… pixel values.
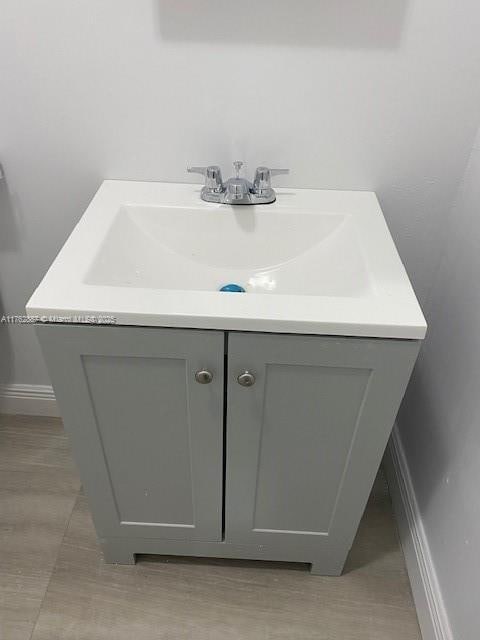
left=0, top=384, right=59, bottom=417
left=384, top=425, right=452, bottom=640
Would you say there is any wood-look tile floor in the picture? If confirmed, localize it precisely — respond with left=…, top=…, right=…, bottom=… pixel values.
left=0, top=414, right=421, bottom=640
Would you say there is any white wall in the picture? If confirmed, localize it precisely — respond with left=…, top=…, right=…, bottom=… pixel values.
left=398, top=127, right=480, bottom=639
left=1, top=0, right=480, bottom=387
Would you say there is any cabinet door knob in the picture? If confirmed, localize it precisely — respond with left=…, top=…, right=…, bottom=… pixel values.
left=237, top=371, right=255, bottom=387
left=195, top=369, right=213, bottom=384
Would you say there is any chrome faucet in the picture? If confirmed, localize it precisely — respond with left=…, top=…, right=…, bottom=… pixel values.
left=187, top=161, right=289, bottom=205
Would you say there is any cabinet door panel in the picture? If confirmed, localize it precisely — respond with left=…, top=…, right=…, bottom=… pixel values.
left=225, top=332, right=419, bottom=568
left=37, top=325, right=224, bottom=542
left=252, top=363, right=370, bottom=534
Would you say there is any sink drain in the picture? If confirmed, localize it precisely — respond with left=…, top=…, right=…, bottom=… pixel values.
left=219, top=283, right=246, bottom=293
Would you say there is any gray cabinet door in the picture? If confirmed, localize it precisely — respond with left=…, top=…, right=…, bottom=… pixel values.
left=225, top=332, right=419, bottom=572
left=36, top=324, right=224, bottom=542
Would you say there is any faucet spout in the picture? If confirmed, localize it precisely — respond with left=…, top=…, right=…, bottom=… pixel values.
left=225, top=178, right=250, bottom=203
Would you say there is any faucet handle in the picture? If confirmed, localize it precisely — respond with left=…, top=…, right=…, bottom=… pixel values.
left=253, top=166, right=289, bottom=195
left=187, top=165, right=223, bottom=192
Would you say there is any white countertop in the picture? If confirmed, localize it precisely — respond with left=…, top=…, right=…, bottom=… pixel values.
left=26, top=180, right=426, bottom=340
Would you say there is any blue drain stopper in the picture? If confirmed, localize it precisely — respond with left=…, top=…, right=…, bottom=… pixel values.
left=219, top=283, right=246, bottom=293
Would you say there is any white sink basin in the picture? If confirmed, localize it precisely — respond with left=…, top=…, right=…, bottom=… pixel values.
left=86, top=205, right=371, bottom=297
left=27, top=181, right=426, bottom=339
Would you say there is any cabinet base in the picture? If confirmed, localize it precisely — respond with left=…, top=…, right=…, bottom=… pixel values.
left=100, top=537, right=346, bottom=577
left=101, top=544, right=136, bottom=565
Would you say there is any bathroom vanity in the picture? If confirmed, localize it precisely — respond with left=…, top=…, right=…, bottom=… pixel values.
left=27, top=180, right=426, bottom=575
